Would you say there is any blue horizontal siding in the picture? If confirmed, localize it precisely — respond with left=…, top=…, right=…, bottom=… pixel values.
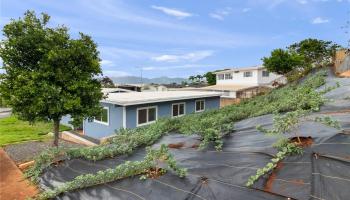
left=83, top=96, right=220, bottom=138
left=83, top=102, right=123, bottom=139
left=125, top=97, right=220, bottom=129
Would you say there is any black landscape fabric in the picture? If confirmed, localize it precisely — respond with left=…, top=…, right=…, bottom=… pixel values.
left=40, top=71, right=350, bottom=200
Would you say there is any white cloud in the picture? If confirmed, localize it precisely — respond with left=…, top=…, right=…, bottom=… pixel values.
left=297, top=0, right=308, bottom=4
left=311, top=17, right=330, bottom=24
left=100, top=60, right=114, bottom=66
left=242, top=8, right=252, bottom=13
left=209, top=7, right=232, bottom=21
left=151, top=6, right=192, bottom=19
left=152, top=51, right=214, bottom=62
left=209, top=13, right=225, bottom=21
left=103, top=70, right=131, bottom=77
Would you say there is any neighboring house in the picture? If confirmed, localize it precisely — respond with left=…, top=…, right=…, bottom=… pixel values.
left=173, top=66, right=285, bottom=107
left=83, top=91, right=221, bottom=139
left=142, top=84, right=168, bottom=92
left=116, top=84, right=142, bottom=92
left=215, top=65, right=282, bottom=86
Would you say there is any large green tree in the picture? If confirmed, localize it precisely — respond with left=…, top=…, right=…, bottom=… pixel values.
left=0, top=11, right=103, bottom=146
left=203, top=71, right=216, bottom=85
left=262, top=48, right=305, bottom=75
left=288, top=38, right=340, bottom=67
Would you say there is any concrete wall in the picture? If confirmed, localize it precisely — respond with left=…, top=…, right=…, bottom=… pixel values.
left=220, top=98, right=240, bottom=107
left=334, top=50, right=347, bottom=69
left=257, top=69, right=282, bottom=85
left=83, top=102, right=124, bottom=139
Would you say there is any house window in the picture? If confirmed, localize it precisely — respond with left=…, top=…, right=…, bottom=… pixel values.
left=262, top=70, right=269, bottom=77
left=243, top=71, right=252, bottom=77
left=195, top=100, right=205, bottom=112
left=217, top=74, right=224, bottom=80
left=137, top=106, right=157, bottom=126
left=94, top=107, right=109, bottom=125
left=172, top=103, right=185, bottom=117
left=225, top=73, right=232, bottom=80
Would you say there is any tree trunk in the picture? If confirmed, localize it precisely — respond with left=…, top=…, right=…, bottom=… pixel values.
left=53, top=118, right=60, bottom=147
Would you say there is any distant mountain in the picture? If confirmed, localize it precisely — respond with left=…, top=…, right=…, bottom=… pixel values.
left=110, top=76, right=187, bottom=84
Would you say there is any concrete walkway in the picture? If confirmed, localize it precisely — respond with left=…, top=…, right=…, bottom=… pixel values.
left=0, top=108, right=11, bottom=119
left=0, top=148, right=38, bottom=200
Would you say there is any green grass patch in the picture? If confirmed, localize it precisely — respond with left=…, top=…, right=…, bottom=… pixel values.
left=0, top=116, right=71, bottom=146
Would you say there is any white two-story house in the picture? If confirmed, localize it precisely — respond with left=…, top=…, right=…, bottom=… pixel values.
left=215, top=65, right=282, bottom=86
left=201, top=65, right=285, bottom=106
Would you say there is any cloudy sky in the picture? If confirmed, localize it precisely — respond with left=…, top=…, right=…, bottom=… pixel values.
left=1, top=0, right=349, bottom=78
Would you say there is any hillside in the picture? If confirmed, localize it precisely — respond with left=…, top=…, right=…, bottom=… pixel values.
left=29, top=69, right=350, bottom=200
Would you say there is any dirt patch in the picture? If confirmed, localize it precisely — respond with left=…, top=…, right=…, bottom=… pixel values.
left=191, top=143, right=199, bottom=149
left=0, top=148, right=38, bottom=199
left=168, top=142, right=185, bottom=149
left=320, top=109, right=350, bottom=115
left=290, top=136, right=313, bottom=147
left=288, top=179, right=305, bottom=185
left=200, top=176, right=209, bottom=185
left=145, top=168, right=166, bottom=179
left=264, top=162, right=284, bottom=192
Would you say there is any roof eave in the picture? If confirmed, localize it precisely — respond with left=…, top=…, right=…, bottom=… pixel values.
left=101, top=94, right=222, bottom=106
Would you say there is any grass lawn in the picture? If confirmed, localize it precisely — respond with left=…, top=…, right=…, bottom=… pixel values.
left=0, top=116, right=71, bottom=146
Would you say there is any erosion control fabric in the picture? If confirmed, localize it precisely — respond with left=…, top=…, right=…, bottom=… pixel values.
left=40, top=72, right=350, bottom=200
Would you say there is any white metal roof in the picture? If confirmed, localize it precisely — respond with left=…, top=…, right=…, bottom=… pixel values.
left=101, top=88, right=135, bottom=94
left=214, top=65, right=264, bottom=74
left=101, top=91, right=222, bottom=106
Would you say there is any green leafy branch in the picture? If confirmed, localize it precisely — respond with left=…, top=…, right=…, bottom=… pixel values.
left=246, top=143, right=302, bottom=187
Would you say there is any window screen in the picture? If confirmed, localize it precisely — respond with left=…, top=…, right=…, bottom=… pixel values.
left=172, top=103, right=185, bottom=117
left=243, top=71, right=252, bottom=77
left=137, top=107, right=157, bottom=126
left=225, top=73, right=232, bottom=80
left=195, top=100, right=205, bottom=112
left=262, top=71, right=269, bottom=77
left=148, top=107, right=156, bottom=122
left=138, top=109, right=147, bottom=125
left=94, top=107, right=109, bottom=124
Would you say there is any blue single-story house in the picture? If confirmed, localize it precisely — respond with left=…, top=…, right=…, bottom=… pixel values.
left=63, top=91, right=221, bottom=140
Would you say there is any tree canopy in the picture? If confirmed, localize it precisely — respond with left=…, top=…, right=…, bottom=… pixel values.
left=288, top=38, right=340, bottom=67
left=0, top=11, right=103, bottom=146
left=262, top=49, right=305, bottom=75
left=101, top=76, right=115, bottom=88
left=263, top=38, right=340, bottom=76
left=203, top=71, right=216, bottom=85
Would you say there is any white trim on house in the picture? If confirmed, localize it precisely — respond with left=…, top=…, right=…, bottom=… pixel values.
left=171, top=102, right=186, bottom=118
left=136, top=106, right=158, bottom=127
left=122, top=106, right=126, bottom=128
left=195, top=99, right=205, bottom=113
left=93, top=106, right=109, bottom=126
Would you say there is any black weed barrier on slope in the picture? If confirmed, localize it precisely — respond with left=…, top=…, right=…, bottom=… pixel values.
left=39, top=72, right=350, bottom=200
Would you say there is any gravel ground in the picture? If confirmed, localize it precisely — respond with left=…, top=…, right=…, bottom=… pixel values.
left=4, top=139, right=84, bottom=164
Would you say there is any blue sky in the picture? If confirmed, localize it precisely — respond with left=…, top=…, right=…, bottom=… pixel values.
left=1, top=0, right=349, bottom=78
